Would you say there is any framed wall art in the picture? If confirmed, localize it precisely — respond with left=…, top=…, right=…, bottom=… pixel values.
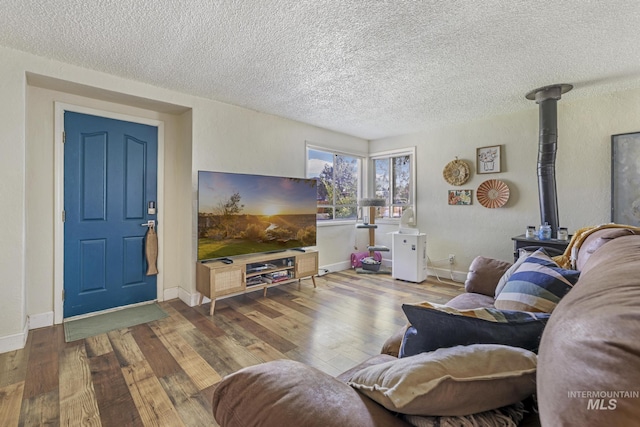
left=448, top=189, right=472, bottom=205
left=611, top=132, right=640, bottom=226
left=477, top=145, right=501, bottom=174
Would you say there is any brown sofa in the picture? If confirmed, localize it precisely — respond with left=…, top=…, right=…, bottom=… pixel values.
left=212, top=227, right=640, bottom=427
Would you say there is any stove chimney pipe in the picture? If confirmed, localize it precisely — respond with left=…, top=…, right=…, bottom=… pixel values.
left=525, top=84, right=572, bottom=237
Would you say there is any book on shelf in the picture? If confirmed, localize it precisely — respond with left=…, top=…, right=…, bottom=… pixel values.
left=261, top=270, right=293, bottom=283
left=243, top=268, right=295, bottom=286
left=246, top=276, right=266, bottom=287
left=265, top=271, right=290, bottom=278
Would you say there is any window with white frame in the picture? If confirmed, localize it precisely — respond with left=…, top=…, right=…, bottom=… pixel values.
left=307, top=146, right=362, bottom=221
left=370, top=148, right=415, bottom=220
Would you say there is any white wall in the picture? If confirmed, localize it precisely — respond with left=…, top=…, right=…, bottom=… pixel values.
left=0, top=53, right=27, bottom=350
left=3, top=43, right=640, bottom=351
left=0, top=46, right=367, bottom=352
left=188, top=102, right=368, bottom=274
left=370, top=88, right=640, bottom=268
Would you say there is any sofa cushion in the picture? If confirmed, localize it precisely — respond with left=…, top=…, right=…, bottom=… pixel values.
left=400, top=301, right=550, bottom=357
left=464, top=256, right=512, bottom=296
left=575, top=227, right=635, bottom=271
left=494, top=248, right=580, bottom=312
left=379, top=325, right=409, bottom=357
left=347, top=344, right=537, bottom=416
left=445, top=292, right=495, bottom=310
left=212, top=359, right=411, bottom=427
left=538, top=235, right=640, bottom=426
left=495, top=249, right=531, bottom=297
left=337, top=353, right=397, bottom=383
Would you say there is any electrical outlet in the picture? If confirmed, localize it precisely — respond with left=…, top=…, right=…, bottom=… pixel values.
left=448, top=254, right=455, bottom=264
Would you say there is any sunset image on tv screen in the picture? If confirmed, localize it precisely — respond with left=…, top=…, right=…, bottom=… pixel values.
left=197, top=171, right=317, bottom=260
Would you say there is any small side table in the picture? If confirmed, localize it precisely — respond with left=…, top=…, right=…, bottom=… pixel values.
left=511, top=234, right=570, bottom=262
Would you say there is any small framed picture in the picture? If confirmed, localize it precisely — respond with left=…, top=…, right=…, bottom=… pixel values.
left=477, top=145, right=501, bottom=174
left=448, top=189, right=472, bottom=205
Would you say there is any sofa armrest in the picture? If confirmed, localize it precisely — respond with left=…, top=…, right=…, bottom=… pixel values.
left=381, top=256, right=513, bottom=357
left=538, top=235, right=640, bottom=425
left=464, top=256, right=512, bottom=297
left=213, top=359, right=411, bottom=427
left=380, top=324, right=409, bottom=357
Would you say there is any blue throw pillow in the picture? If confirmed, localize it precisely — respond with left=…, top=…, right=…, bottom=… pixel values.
left=494, top=248, right=580, bottom=313
left=400, top=302, right=550, bottom=358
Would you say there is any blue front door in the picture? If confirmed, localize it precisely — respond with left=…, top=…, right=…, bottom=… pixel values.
left=64, top=111, right=158, bottom=317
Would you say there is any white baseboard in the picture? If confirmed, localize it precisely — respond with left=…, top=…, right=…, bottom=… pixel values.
left=321, top=260, right=466, bottom=284
left=163, top=286, right=180, bottom=301
left=0, top=323, right=29, bottom=353
left=165, top=262, right=459, bottom=311
left=427, top=266, right=467, bottom=283
left=163, top=286, right=201, bottom=307
left=0, top=311, right=56, bottom=353
left=319, top=261, right=350, bottom=274
left=29, top=311, right=54, bottom=329
left=179, top=287, right=202, bottom=307
left=175, top=264, right=343, bottom=308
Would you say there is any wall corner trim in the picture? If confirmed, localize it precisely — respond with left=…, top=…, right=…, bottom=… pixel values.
left=28, top=311, right=54, bottom=330
left=0, top=323, right=29, bottom=354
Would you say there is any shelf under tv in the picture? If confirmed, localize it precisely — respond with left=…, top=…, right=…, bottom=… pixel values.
left=196, top=249, right=318, bottom=315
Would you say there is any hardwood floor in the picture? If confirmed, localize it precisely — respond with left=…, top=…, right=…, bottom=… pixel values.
left=0, top=270, right=463, bottom=426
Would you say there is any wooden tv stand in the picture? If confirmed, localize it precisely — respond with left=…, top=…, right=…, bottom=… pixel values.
left=196, top=250, right=318, bottom=315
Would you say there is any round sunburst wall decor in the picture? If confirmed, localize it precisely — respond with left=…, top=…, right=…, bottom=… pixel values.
left=477, top=179, right=510, bottom=208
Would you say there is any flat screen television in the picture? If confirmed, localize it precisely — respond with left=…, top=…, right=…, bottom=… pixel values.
left=197, top=170, right=317, bottom=261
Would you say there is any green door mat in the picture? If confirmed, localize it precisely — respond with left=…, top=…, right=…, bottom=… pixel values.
left=64, top=303, right=168, bottom=342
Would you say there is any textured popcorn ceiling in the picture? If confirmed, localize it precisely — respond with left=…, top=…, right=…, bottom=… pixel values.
left=2, top=1, right=640, bottom=139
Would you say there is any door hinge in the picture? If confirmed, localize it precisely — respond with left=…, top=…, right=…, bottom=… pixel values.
left=62, top=210, right=66, bottom=222
left=62, top=131, right=66, bottom=144
left=62, top=289, right=65, bottom=301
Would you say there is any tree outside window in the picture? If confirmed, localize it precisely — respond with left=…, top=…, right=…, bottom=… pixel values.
left=307, top=148, right=360, bottom=221
left=374, top=154, right=412, bottom=219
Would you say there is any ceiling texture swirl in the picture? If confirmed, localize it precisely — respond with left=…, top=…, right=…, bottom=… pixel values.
left=2, top=0, right=640, bottom=139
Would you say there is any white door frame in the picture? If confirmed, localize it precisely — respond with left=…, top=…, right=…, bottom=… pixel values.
left=53, top=102, right=165, bottom=324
